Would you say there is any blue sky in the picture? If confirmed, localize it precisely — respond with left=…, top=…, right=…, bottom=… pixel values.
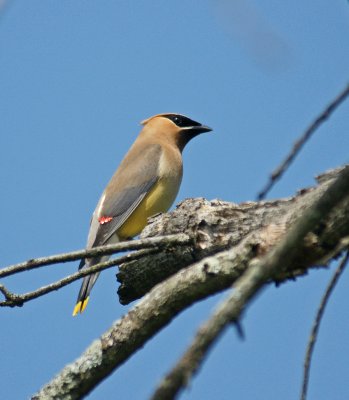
left=1, top=1, right=349, bottom=399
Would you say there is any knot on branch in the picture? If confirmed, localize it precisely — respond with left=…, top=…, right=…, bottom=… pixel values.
left=0, top=284, right=24, bottom=307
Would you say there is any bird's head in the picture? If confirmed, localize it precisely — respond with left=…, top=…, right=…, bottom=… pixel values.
left=141, top=113, right=212, bottom=150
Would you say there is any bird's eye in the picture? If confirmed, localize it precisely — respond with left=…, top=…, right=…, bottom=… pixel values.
left=164, top=114, right=200, bottom=128
left=173, top=116, right=183, bottom=126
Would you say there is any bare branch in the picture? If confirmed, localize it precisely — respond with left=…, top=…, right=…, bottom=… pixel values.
left=300, top=251, right=349, bottom=400
left=31, top=243, right=258, bottom=399
left=150, top=165, right=349, bottom=400
left=257, top=83, right=349, bottom=200
left=32, top=166, right=349, bottom=400
left=0, top=233, right=191, bottom=278
left=0, top=249, right=156, bottom=307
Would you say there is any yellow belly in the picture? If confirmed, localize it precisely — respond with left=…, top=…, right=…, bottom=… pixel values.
left=116, top=177, right=179, bottom=239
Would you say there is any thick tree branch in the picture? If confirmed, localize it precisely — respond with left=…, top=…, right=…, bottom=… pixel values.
left=32, top=165, right=349, bottom=400
left=118, top=165, right=349, bottom=304
left=150, top=165, right=349, bottom=400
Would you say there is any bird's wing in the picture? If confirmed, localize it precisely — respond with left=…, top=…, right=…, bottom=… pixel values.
left=88, top=143, right=162, bottom=247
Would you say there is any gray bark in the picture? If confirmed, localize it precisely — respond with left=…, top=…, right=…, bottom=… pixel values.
left=118, top=166, right=349, bottom=304
left=32, top=165, right=349, bottom=400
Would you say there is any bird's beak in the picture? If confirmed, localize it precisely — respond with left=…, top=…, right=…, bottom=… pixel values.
left=186, top=125, right=212, bottom=134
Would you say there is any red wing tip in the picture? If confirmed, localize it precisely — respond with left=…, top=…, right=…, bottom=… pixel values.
left=98, top=216, right=113, bottom=225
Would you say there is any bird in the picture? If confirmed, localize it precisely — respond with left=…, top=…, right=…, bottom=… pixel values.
left=73, top=113, right=212, bottom=315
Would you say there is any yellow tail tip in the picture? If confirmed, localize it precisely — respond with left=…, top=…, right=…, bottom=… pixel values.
left=72, top=297, right=90, bottom=316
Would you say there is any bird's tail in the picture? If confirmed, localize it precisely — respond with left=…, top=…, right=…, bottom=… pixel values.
left=72, top=258, right=102, bottom=316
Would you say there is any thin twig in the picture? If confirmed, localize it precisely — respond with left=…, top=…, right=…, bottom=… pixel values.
left=0, top=233, right=191, bottom=278
left=0, top=248, right=158, bottom=307
left=150, top=166, right=349, bottom=400
left=257, top=83, right=349, bottom=200
left=300, top=250, right=349, bottom=400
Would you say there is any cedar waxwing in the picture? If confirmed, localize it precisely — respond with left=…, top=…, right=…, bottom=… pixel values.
left=73, top=113, right=212, bottom=315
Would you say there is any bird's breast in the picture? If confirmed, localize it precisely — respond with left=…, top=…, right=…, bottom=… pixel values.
left=117, top=174, right=181, bottom=239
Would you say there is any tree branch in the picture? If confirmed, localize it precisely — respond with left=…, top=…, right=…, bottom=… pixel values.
left=0, top=234, right=190, bottom=307
left=32, top=165, right=349, bottom=400
left=118, top=165, right=349, bottom=304
left=0, top=249, right=157, bottom=307
left=149, top=165, right=349, bottom=399
left=300, top=251, right=349, bottom=400
left=257, top=82, right=349, bottom=200
left=0, top=233, right=191, bottom=278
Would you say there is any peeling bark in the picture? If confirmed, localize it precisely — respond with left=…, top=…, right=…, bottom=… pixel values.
left=118, top=166, right=349, bottom=304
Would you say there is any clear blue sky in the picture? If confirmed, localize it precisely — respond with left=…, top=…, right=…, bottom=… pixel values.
left=1, top=1, right=349, bottom=399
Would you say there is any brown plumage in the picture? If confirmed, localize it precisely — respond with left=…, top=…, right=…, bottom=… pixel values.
left=73, top=113, right=212, bottom=315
